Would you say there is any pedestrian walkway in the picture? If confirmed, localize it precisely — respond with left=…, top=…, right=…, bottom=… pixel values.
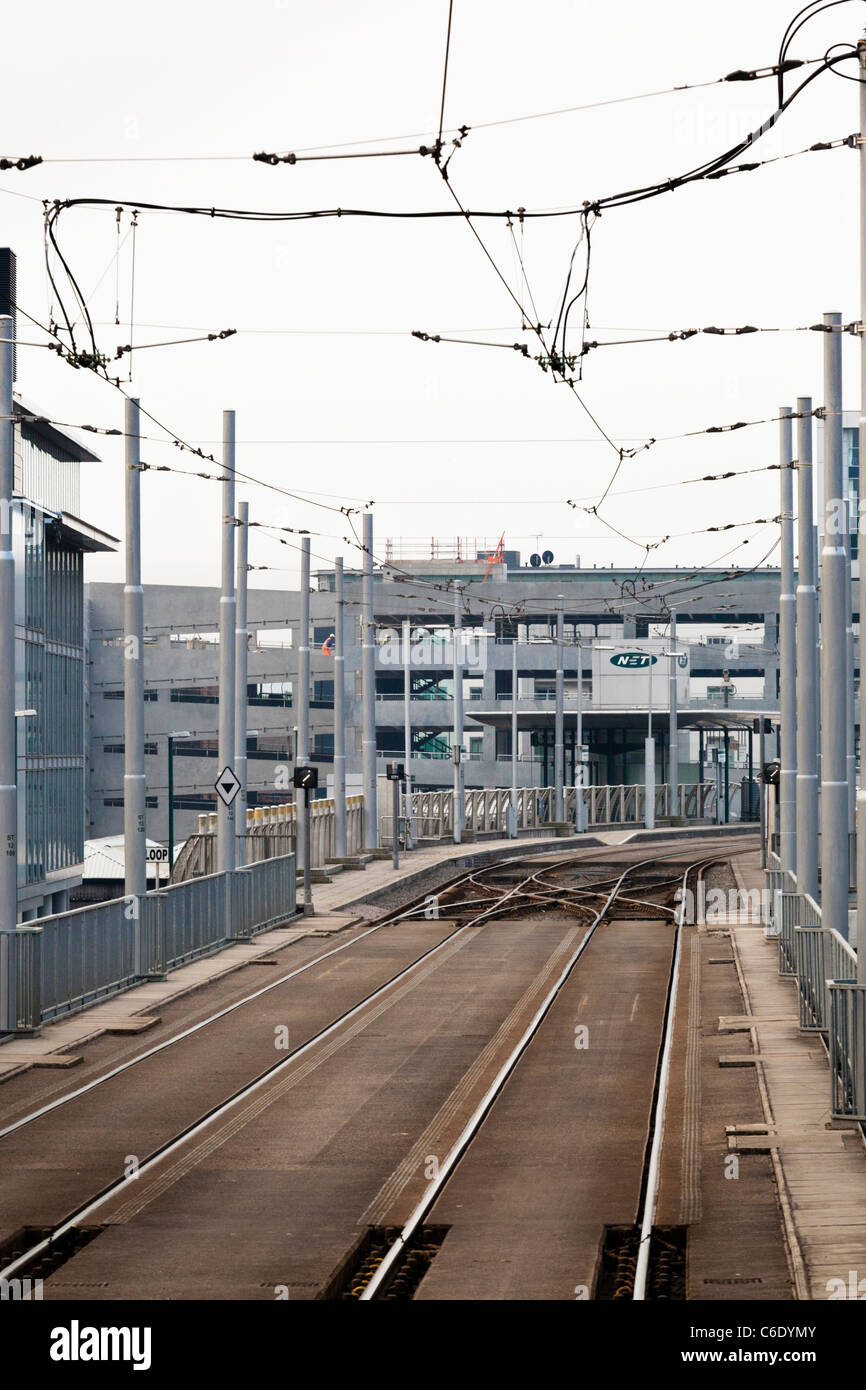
left=727, top=847, right=866, bottom=1300
left=0, top=914, right=359, bottom=1079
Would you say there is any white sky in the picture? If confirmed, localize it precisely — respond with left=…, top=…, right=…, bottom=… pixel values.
left=3, top=0, right=863, bottom=592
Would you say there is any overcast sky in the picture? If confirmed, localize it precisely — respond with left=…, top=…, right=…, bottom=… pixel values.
left=3, top=0, right=863, bottom=592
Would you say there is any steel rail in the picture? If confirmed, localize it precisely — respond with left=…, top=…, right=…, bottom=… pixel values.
left=632, top=858, right=711, bottom=1301
left=0, top=850, right=575, bottom=1142
left=0, top=853, right=614, bottom=1285
left=358, top=852, right=695, bottom=1300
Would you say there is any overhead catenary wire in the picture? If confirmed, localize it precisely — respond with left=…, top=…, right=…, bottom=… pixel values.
left=0, top=51, right=833, bottom=171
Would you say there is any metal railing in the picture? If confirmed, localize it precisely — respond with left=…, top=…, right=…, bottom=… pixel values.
left=760, top=858, right=865, bottom=1121
left=404, top=781, right=719, bottom=842
left=38, top=898, right=138, bottom=1023
left=829, top=979, right=866, bottom=1120
left=6, top=853, right=297, bottom=1032
left=174, top=795, right=365, bottom=881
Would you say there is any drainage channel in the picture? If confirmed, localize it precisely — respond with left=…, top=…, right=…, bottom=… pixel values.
left=596, top=1224, right=686, bottom=1299
left=320, top=1226, right=450, bottom=1300
left=0, top=1224, right=104, bottom=1286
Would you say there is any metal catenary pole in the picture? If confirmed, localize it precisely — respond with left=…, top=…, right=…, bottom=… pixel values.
left=668, top=609, right=679, bottom=818
left=0, top=315, right=17, bottom=1031
left=554, top=598, right=564, bottom=823
left=217, top=410, right=236, bottom=879
left=857, top=32, right=866, bottom=975
left=234, top=499, right=249, bottom=866
left=402, top=616, right=413, bottom=849
left=820, top=312, right=849, bottom=938
left=758, top=719, right=767, bottom=867
left=361, top=512, right=378, bottom=848
left=453, top=586, right=464, bottom=843
left=779, top=406, right=797, bottom=876
left=575, top=635, right=585, bottom=832
left=510, top=635, right=518, bottom=837
left=123, top=396, right=147, bottom=901
left=845, top=498, right=856, bottom=877
left=645, top=645, right=655, bottom=830
left=333, top=556, right=347, bottom=858
left=168, top=735, right=175, bottom=871
left=296, top=536, right=311, bottom=875
left=795, top=398, right=819, bottom=901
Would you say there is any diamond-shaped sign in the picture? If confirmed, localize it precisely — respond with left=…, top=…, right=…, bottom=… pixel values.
left=215, top=765, right=241, bottom=807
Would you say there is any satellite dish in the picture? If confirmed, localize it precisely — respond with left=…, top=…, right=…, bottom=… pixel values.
left=529, top=553, right=541, bottom=568
left=542, top=549, right=554, bottom=565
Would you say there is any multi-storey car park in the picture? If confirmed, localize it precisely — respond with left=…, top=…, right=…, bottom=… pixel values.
left=84, top=540, right=809, bottom=848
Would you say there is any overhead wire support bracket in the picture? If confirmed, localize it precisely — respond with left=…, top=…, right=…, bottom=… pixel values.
left=724, top=58, right=806, bottom=81
left=0, top=155, right=42, bottom=171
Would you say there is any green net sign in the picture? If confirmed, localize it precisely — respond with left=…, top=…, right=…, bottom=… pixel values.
left=610, top=651, right=657, bottom=669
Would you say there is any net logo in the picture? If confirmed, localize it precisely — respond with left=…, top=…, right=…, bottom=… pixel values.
left=609, top=651, right=657, bottom=669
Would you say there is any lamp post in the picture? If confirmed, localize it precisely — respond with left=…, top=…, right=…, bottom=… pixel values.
left=575, top=634, right=586, bottom=832
left=167, top=731, right=191, bottom=870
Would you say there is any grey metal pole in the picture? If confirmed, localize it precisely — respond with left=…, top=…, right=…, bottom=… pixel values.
left=820, top=313, right=849, bottom=939
left=453, top=586, right=464, bottom=843
left=858, top=32, right=866, bottom=975
left=303, top=788, right=312, bottom=909
left=334, top=556, right=347, bottom=858
left=795, top=399, right=819, bottom=901
left=402, top=616, right=413, bottom=848
left=234, top=499, right=249, bottom=866
left=0, top=316, right=16, bottom=942
left=779, top=406, right=797, bottom=876
left=296, top=536, right=311, bottom=876
left=554, top=599, right=564, bottom=822
left=845, top=500, right=856, bottom=877
left=217, top=410, right=236, bottom=877
left=361, top=512, right=378, bottom=848
left=645, top=647, right=655, bottom=830
left=575, top=635, right=585, bottom=832
left=392, top=775, right=400, bottom=870
left=759, top=721, right=767, bottom=868
left=668, top=609, right=678, bottom=818
left=123, top=396, right=147, bottom=900
left=510, top=636, right=518, bottom=837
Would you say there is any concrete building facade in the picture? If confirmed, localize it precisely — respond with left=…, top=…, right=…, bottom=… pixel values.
left=86, top=549, right=800, bottom=845
left=13, top=403, right=116, bottom=918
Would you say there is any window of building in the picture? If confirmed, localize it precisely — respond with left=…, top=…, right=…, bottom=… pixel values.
left=170, top=685, right=219, bottom=704
left=103, top=793, right=159, bottom=807
left=248, top=680, right=292, bottom=707
left=312, top=733, right=334, bottom=761
left=103, top=689, right=157, bottom=701
left=103, top=741, right=158, bottom=755
left=173, top=793, right=217, bottom=812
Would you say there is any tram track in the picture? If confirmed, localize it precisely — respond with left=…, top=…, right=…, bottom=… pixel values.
left=347, top=854, right=717, bottom=1300
left=0, top=842, right=724, bottom=1298
left=0, top=850, right=660, bottom=1287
